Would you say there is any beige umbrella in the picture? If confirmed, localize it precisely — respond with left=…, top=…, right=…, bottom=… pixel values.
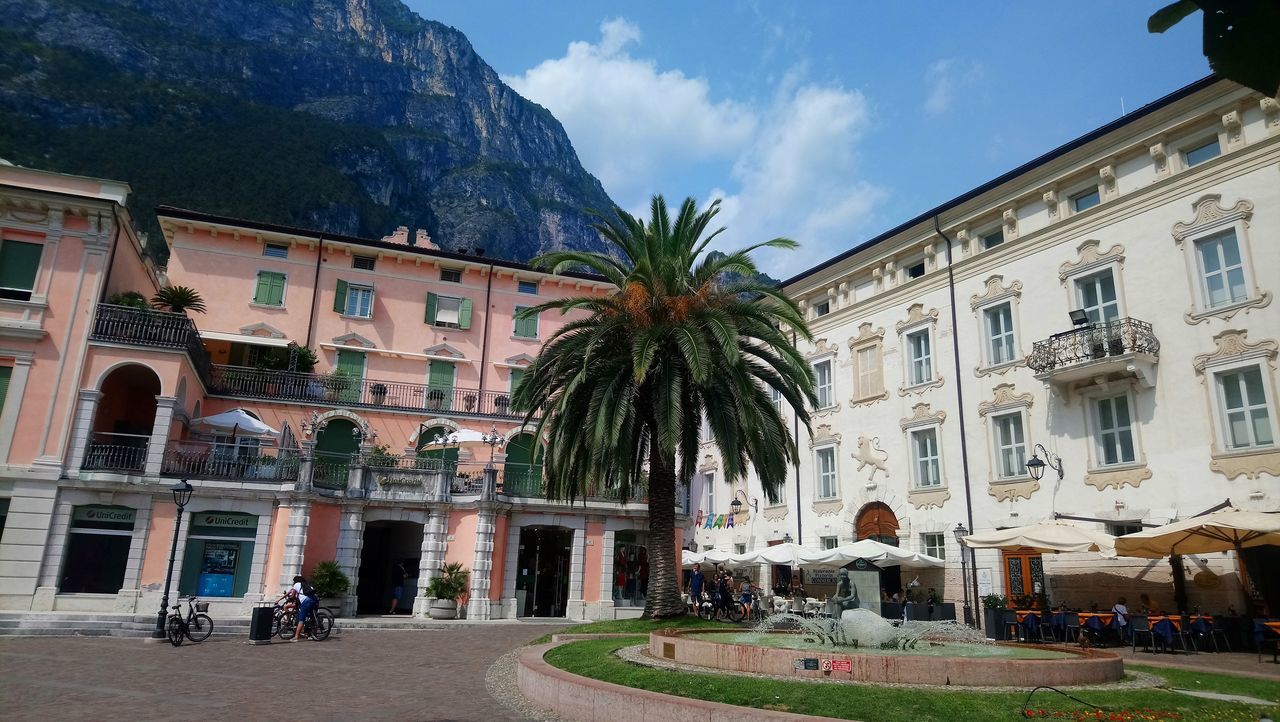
left=962, top=519, right=1116, bottom=556
left=1113, top=509, right=1280, bottom=558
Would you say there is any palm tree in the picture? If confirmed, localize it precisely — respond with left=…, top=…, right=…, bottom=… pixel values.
left=151, top=285, right=207, bottom=314
left=512, top=196, right=817, bottom=618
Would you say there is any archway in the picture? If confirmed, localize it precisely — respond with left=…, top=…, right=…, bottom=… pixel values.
left=356, top=520, right=423, bottom=615
left=504, top=432, right=543, bottom=496
left=415, top=425, right=459, bottom=468
left=855, top=502, right=902, bottom=600
left=84, top=364, right=162, bottom=472
left=314, top=418, right=358, bottom=489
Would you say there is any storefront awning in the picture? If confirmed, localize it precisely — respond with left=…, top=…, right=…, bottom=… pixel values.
left=200, top=330, right=290, bottom=348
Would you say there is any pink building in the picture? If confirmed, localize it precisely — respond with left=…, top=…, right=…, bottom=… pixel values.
left=0, top=163, right=688, bottom=621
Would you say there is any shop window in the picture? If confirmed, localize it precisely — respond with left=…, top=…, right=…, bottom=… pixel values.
left=613, top=530, right=649, bottom=608
left=60, top=505, right=135, bottom=594
left=179, top=511, right=258, bottom=598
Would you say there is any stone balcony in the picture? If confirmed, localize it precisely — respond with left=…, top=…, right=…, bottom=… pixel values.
left=1026, top=317, right=1159, bottom=394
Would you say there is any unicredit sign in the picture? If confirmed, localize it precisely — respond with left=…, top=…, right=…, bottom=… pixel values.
left=200, top=514, right=257, bottom=528
left=73, top=506, right=135, bottom=524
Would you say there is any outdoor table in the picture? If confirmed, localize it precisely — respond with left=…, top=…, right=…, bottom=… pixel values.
left=1016, top=610, right=1044, bottom=637
left=1149, top=615, right=1182, bottom=647
left=1078, top=612, right=1116, bottom=635
left=1188, top=615, right=1214, bottom=636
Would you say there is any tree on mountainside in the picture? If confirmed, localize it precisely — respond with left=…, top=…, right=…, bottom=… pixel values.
left=512, top=196, right=816, bottom=618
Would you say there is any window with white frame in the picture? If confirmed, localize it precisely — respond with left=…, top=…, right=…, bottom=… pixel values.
left=815, top=446, right=838, bottom=499
left=1071, top=186, right=1101, bottom=213
left=905, top=260, right=926, bottom=280
left=734, top=543, right=747, bottom=555
left=1215, top=366, right=1275, bottom=450
left=854, top=343, right=883, bottom=400
left=980, top=228, right=1004, bottom=250
left=910, top=428, right=941, bottom=488
left=821, top=536, right=839, bottom=550
left=704, top=471, right=716, bottom=512
left=518, top=280, right=538, bottom=294
left=814, top=300, right=831, bottom=318
left=984, top=302, right=1017, bottom=366
left=814, top=359, right=834, bottom=408
left=344, top=284, right=374, bottom=318
left=921, top=532, right=945, bottom=560
left=1092, top=393, right=1137, bottom=466
left=441, top=268, right=462, bottom=283
left=770, top=385, right=783, bottom=411
left=263, top=243, right=289, bottom=259
left=1074, top=269, right=1120, bottom=324
left=1182, top=137, right=1221, bottom=168
left=1195, top=230, right=1248, bottom=310
left=991, top=412, right=1027, bottom=479
left=906, top=330, right=933, bottom=385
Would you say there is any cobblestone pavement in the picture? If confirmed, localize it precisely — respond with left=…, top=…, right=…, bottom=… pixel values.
left=0, top=625, right=567, bottom=721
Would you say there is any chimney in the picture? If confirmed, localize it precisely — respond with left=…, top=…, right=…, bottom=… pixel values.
left=415, top=229, right=439, bottom=250
left=381, top=225, right=410, bottom=245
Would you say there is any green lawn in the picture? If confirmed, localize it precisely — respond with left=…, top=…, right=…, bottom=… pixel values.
left=529, top=616, right=734, bottom=645
left=544, top=636, right=1280, bottom=722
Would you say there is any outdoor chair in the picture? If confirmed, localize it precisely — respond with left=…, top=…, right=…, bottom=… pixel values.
left=1130, top=614, right=1155, bottom=653
left=1060, top=612, right=1080, bottom=645
left=1000, top=609, right=1020, bottom=642
left=1027, top=611, right=1053, bottom=643
left=1174, top=615, right=1198, bottom=653
left=1205, top=616, right=1231, bottom=652
left=773, top=597, right=789, bottom=614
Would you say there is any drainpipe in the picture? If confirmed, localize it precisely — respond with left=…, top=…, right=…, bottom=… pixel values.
left=933, top=216, right=981, bottom=628
left=304, top=237, right=325, bottom=350
left=477, top=263, right=496, bottom=393
left=791, top=330, right=803, bottom=548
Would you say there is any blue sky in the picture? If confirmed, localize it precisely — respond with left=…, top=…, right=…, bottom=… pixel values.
left=409, top=2, right=1209, bottom=275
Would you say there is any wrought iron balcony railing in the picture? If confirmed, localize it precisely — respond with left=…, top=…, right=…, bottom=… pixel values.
left=82, top=432, right=149, bottom=473
left=90, top=304, right=215, bottom=379
left=160, top=440, right=300, bottom=482
left=1026, top=318, right=1159, bottom=375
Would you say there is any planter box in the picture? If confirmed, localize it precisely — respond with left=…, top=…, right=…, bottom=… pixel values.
left=984, top=607, right=1008, bottom=640
left=428, top=598, right=457, bottom=620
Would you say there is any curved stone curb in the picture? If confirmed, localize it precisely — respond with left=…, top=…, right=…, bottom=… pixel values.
left=518, top=641, right=847, bottom=721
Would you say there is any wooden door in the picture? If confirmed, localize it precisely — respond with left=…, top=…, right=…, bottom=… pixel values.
left=1001, top=548, right=1045, bottom=606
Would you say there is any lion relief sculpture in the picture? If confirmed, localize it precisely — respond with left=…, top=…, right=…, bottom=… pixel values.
left=852, top=435, right=889, bottom=481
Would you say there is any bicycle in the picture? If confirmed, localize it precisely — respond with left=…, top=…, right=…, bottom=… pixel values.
left=697, top=593, right=744, bottom=623
left=166, top=597, right=214, bottom=647
left=275, top=597, right=334, bottom=641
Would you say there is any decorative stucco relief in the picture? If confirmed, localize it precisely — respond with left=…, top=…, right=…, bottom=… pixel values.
left=762, top=505, right=789, bottom=521
left=1058, top=240, right=1125, bottom=282
left=1083, top=466, right=1152, bottom=491
left=899, top=403, right=946, bottom=430
left=977, top=383, right=1035, bottom=416
left=1042, top=188, right=1059, bottom=219
left=848, top=322, right=884, bottom=347
left=974, top=361, right=1023, bottom=378
left=240, top=322, right=285, bottom=339
left=805, top=338, right=840, bottom=360
left=1261, top=97, right=1280, bottom=134
left=969, top=275, right=1023, bottom=311
left=808, top=424, right=842, bottom=448
left=811, top=498, right=844, bottom=517
left=333, top=332, right=376, bottom=348
left=895, top=303, right=939, bottom=334
left=813, top=402, right=844, bottom=418
left=907, top=488, right=950, bottom=510
left=1192, top=330, right=1278, bottom=375
left=1171, top=195, right=1271, bottom=324
left=898, top=376, right=944, bottom=397
left=989, top=479, right=1040, bottom=502
left=698, top=454, right=718, bottom=471
left=1209, top=451, right=1280, bottom=481
left=851, top=435, right=888, bottom=482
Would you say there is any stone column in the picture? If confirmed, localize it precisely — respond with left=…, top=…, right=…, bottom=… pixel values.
left=144, top=395, right=178, bottom=477
left=414, top=507, right=448, bottom=617
left=61, top=388, right=102, bottom=477
left=334, top=504, right=365, bottom=617
left=278, top=500, right=311, bottom=591
left=347, top=441, right=371, bottom=497
left=566, top=526, right=586, bottom=619
left=502, top=519, right=522, bottom=617
left=296, top=440, right=316, bottom=493
left=0, top=355, right=34, bottom=466
left=466, top=507, right=496, bottom=620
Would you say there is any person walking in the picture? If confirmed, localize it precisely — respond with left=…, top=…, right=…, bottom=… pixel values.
left=687, top=563, right=705, bottom=609
left=389, top=561, right=407, bottom=615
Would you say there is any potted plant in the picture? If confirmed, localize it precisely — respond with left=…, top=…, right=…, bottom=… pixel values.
left=106, top=291, right=150, bottom=310
left=370, top=383, right=388, bottom=405
left=426, top=562, right=470, bottom=620
left=151, top=285, right=207, bottom=315
left=365, top=443, right=397, bottom=468
left=426, top=388, right=446, bottom=410
left=324, top=370, right=351, bottom=401
left=494, top=395, right=510, bottom=415
left=983, top=594, right=1009, bottom=640
left=310, top=560, right=351, bottom=615
left=463, top=393, right=477, bottom=413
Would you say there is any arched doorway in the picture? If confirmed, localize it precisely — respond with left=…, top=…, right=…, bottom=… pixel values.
left=855, top=502, right=902, bottom=598
left=356, top=520, right=423, bottom=615
left=314, top=418, right=358, bottom=489
left=84, top=364, right=162, bottom=472
left=504, top=432, right=543, bottom=496
left=416, top=425, right=459, bottom=468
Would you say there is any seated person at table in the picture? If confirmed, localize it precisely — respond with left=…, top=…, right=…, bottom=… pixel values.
left=1111, top=597, right=1130, bottom=640
left=789, top=579, right=807, bottom=598
left=1139, top=593, right=1162, bottom=615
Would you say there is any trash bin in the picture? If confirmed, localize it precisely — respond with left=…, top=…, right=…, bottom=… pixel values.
left=249, top=602, right=275, bottom=645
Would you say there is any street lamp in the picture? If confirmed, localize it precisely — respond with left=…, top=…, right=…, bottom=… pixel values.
left=480, top=424, right=505, bottom=465
left=782, top=532, right=793, bottom=544
left=953, top=522, right=973, bottom=627
left=153, top=479, right=194, bottom=639
left=729, top=492, right=758, bottom=516
left=1024, top=443, right=1064, bottom=482
left=352, top=420, right=377, bottom=443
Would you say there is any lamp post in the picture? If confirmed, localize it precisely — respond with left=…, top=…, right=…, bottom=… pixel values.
left=153, top=479, right=194, bottom=639
left=729, top=493, right=758, bottom=517
left=1025, top=443, right=1064, bottom=515
left=480, top=425, right=505, bottom=496
left=953, top=522, right=973, bottom=627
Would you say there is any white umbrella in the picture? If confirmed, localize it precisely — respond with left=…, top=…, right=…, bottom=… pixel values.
left=681, top=550, right=702, bottom=568
left=1114, top=509, right=1280, bottom=558
left=418, top=427, right=490, bottom=448
left=699, top=548, right=735, bottom=565
left=962, top=520, right=1116, bottom=556
left=813, top=539, right=945, bottom=568
left=190, top=408, right=279, bottom=438
left=729, top=542, right=829, bottom=566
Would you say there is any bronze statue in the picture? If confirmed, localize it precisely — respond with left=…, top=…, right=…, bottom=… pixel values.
left=827, top=568, right=860, bottom=617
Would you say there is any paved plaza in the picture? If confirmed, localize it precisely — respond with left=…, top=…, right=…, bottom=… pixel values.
left=0, top=624, right=567, bottom=721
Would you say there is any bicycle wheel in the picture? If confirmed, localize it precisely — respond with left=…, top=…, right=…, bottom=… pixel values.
left=697, top=602, right=713, bottom=621
left=727, top=603, right=744, bottom=623
left=186, top=613, right=214, bottom=642
left=270, top=612, right=282, bottom=638
left=167, top=617, right=185, bottom=647
left=309, top=608, right=334, bottom=641
left=277, top=611, right=298, bottom=639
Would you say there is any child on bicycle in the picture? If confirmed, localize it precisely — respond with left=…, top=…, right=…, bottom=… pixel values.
left=290, top=575, right=319, bottom=641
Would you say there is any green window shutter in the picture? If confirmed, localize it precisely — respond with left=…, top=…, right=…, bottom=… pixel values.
left=428, top=361, right=454, bottom=389
left=0, top=241, right=42, bottom=292
left=0, top=366, right=11, bottom=417
left=510, top=368, right=524, bottom=394
left=458, top=298, right=473, bottom=329
left=333, top=279, right=349, bottom=313
left=425, top=292, right=438, bottom=324
left=335, top=349, right=365, bottom=381
left=515, top=309, right=538, bottom=338
left=254, top=272, right=285, bottom=306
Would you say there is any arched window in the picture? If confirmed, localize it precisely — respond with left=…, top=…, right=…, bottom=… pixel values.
left=416, top=425, right=459, bottom=467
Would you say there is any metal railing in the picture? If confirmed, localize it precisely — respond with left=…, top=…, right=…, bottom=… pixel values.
left=160, top=440, right=300, bottom=481
left=1026, top=318, right=1159, bottom=374
left=89, top=304, right=215, bottom=380
left=207, top=364, right=537, bottom=419
left=313, top=451, right=353, bottom=490
left=82, top=432, right=149, bottom=473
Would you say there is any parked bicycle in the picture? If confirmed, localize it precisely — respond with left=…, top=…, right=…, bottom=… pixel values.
left=167, top=597, right=214, bottom=647
left=697, top=592, right=744, bottom=623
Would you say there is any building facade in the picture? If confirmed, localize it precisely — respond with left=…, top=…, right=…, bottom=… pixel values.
left=691, top=78, right=1280, bottom=617
left=0, top=166, right=684, bottom=620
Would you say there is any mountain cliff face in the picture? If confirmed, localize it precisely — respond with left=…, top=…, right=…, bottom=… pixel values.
left=0, top=0, right=615, bottom=261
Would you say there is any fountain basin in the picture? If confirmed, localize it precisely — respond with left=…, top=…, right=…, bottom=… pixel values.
left=649, top=629, right=1124, bottom=687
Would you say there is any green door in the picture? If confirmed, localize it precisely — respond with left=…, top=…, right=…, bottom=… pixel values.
left=416, top=425, right=459, bottom=473
left=504, top=433, right=542, bottom=496
left=335, top=350, right=365, bottom=403
left=426, top=361, right=454, bottom=412
left=315, top=418, right=359, bottom=488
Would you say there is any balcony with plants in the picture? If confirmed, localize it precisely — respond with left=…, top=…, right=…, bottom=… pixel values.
left=1026, top=317, right=1159, bottom=389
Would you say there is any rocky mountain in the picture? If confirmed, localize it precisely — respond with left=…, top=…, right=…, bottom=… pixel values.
left=0, top=0, right=616, bottom=262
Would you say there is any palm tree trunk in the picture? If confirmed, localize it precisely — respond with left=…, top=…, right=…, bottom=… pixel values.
left=643, top=442, right=687, bottom=619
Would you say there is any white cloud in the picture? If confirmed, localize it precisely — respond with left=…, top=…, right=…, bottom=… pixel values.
left=506, top=18, right=885, bottom=278
left=923, top=58, right=983, bottom=117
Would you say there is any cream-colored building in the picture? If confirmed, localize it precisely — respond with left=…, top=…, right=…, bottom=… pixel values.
left=690, top=76, right=1280, bottom=619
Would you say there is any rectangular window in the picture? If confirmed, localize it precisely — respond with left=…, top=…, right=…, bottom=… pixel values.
left=333, top=280, right=374, bottom=318
left=352, top=255, right=376, bottom=270
left=855, top=344, right=882, bottom=400
left=1071, top=187, right=1101, bottom=212
left=0, top=366, right=11, bottom=418
left=1217, top=366, right=1274, bottom=449
left=907, top=330, right=932, bottom=385
left=518, top=280, right=538, bottom=294
left=441, top=268, right=462, bottom=283
left=1074, top=270, right=1120, bottom=324
left=1108, top=523, right=1143, bottom=537
left=814, top=360, right=833, bottom=408
left=263, top=243, right=289, bottom=259
left=770, top=385, right=783, bottom=411
left=821, top=536, right=839, bottom=550
left=814, top=300, right=831, bottom=317
left=1093, top=394, right=1136, bottom=466
left=1196, top=230, right=1248, bottom=309
left=921, top=533, right=946, bottom=560
left=734, top=543, right=747, bottom=555
left=425, top=293, right=473, bottom=329
left=816, top=447, right=838, bottom=499
left=513, top=305, right=539, bottom=338
left=992, top=412, right=1027, bottom=479
left=906, top=261, right=926, bottom=279
left=1183, top=138, right=1221, bottom=167
left=705, top=471, right=716, bottom=512
left=984, top=303, right=1016, bottom=365
left=911, top=428, right=941, bottom=488
left=981, top=229, right=1004, bottom=250
left=0, top=240, right=42, bottom=301
left=253, top=271, right=286, bottom=307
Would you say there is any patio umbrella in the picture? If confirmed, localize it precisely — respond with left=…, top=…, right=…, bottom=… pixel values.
left=962, top=520, right=1116, bottom=556
left=190, top=408, right=279, bottom=438
left=681, top=550, right=701, bottom=568
left=699, top=548, right=735, bottom=565
left=1113, top=509, right=1280, bottom=558
left=813, top=539, right=945, bottom=568
left=729, top=542, right=829, bottom=566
